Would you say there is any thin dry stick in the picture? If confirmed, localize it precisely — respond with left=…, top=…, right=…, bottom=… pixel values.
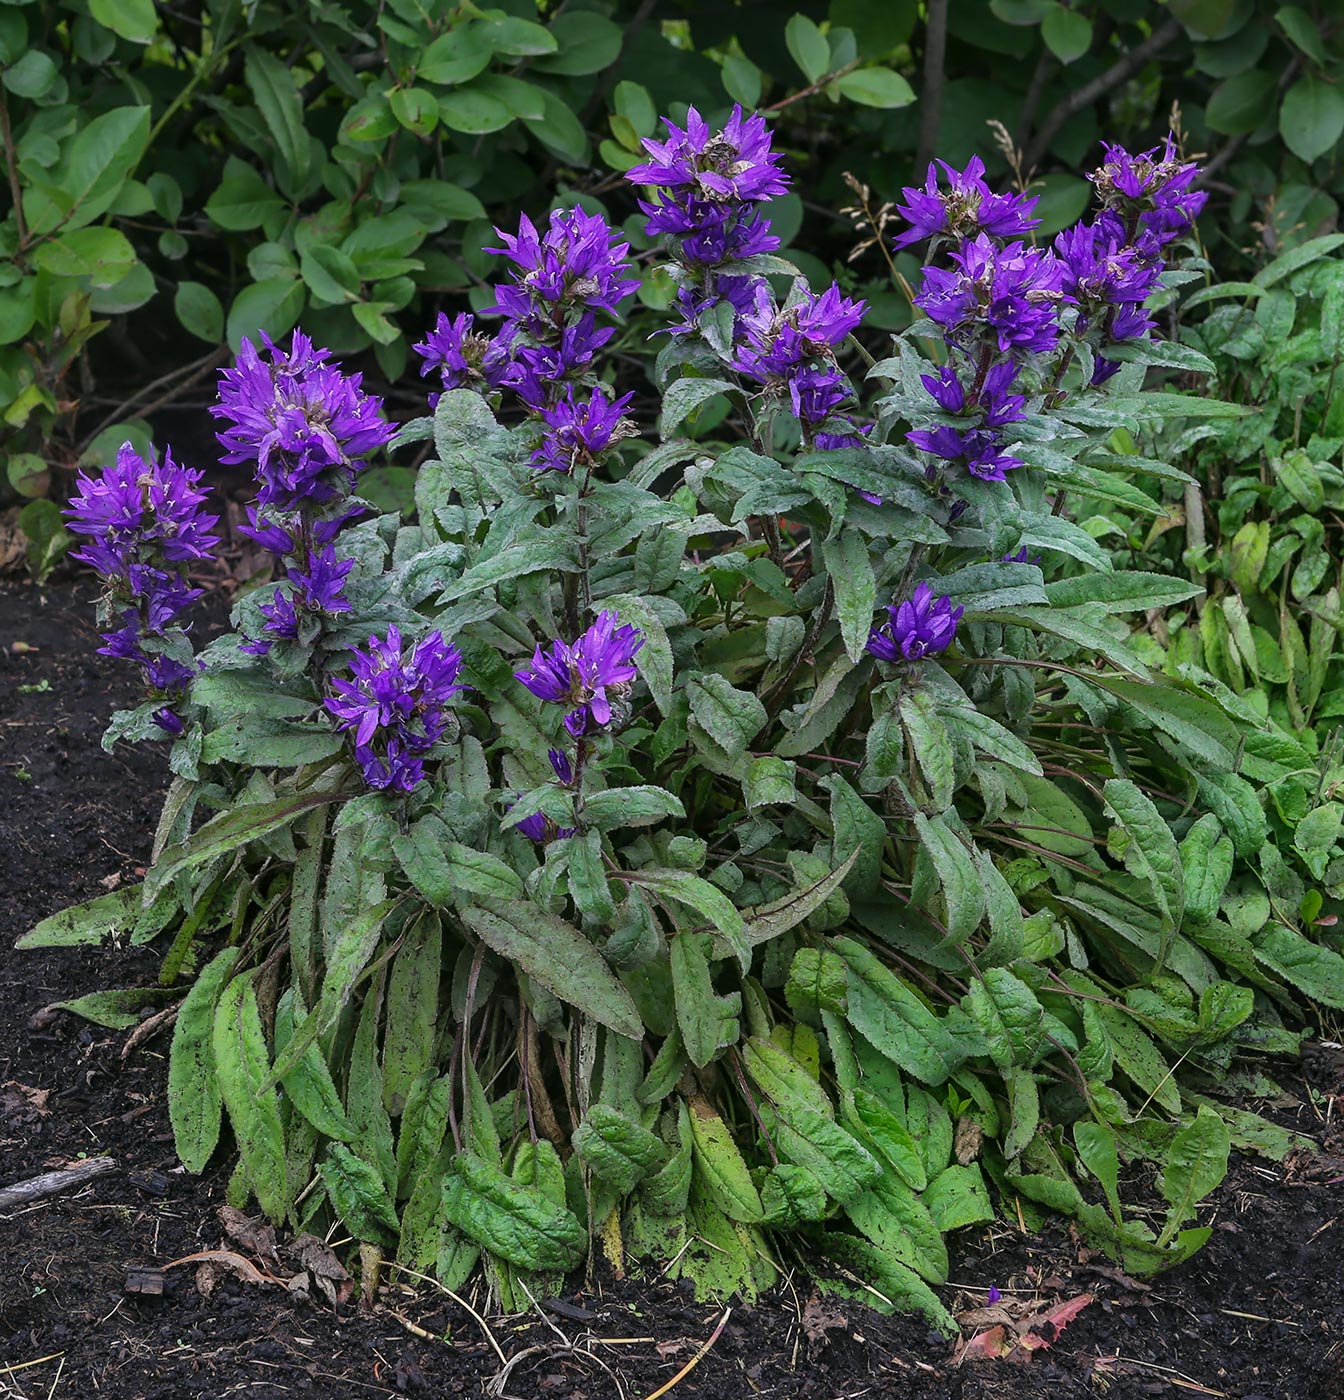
left=387, top=1263, right=509, bottom=1369
left=0, top=1157, right=115, bottom=1211
left=638, top=1306, right=732, bottom=1400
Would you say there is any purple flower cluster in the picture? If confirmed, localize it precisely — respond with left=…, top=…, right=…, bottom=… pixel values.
left=916, top=234, right=1067, bottom=360
left=325, top=626, right=468, bottom=791
left=531, top=386, right=636, bottom=475
left=65, top=442, right=217, bottom=734
left=907, top=358, right=1028, bottom=482
left=893, top=156, right=1040, bottom=251
left=515, top=611, right=644, bottom=737
left=731, top=281, right=867, bottom=437
left=1060, top=137, right=1207, bottom=382
left=412, top=311, right=512, bottom=406
left=483, top=207, right=639, bottom=410
left=1089, top=136, right=1207, bottom=247
left=627, top=105, right=787, bottom=337
left=213, top=331, right=394, bottom=512
left=867, top=583, right=964, bottom=664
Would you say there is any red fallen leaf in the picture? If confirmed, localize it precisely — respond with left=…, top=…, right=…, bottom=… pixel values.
left=960, top=1324, right=1016, bottom=1360
left=958, top=1293, right=1094, bottom=1364
left=1018, top=1293, right=1094, bottom=1351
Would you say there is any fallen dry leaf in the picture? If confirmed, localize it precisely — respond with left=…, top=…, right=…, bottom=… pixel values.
left=801, top=1290, right=849, bottom=1346
left=957, top=1292, right=1093, bottom=1364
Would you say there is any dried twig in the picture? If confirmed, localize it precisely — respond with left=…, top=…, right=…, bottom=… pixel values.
left=0, top=1156, right=115, bottom=1211
left=639, top=1305, right=732, bottom=1400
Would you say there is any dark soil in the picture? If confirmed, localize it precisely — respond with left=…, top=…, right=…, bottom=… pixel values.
left=2, top=577, right=1342, bottom=1400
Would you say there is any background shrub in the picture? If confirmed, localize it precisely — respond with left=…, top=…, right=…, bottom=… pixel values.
left=3, top=0, right=1342, bottom=566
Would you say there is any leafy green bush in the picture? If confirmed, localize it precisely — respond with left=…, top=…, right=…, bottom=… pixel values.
left=5, top=0, right=1342, bottom=573
left=1096, top=233, right=1344, bottom=983
left=26, top=108, right=1340, bottom=1325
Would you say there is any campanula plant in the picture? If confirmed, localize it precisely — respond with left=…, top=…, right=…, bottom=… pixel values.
left=30, top=113, right=1341, bottom=1325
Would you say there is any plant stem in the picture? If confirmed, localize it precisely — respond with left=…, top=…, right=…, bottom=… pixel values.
left=0, top=92, right=25, bottom=251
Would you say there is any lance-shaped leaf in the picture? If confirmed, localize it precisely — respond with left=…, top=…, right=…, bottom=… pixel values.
left=169, top=946, right=239, bottom=1173
left=687, top=1095, right=764, bottom=1222
left=572, top=1104, right=668, bottom=1193
left=1103, top=778, right=1183, bottom=947
left=762, top=1102, right=881, bottom=1205
left=322, top=1143, right=401, bottom=1244
left=461, top=899, right=644, bottom=1039
left=846, top=1170, right=948, bottom=1283
left=835, top=936, right=965, bottom=1084
left=213, top=975, right=288, bottom=1221
left=671, top=932, right=741, bottom=1067
left=441, top=1152, right=588, bottom=1272
left=1157, top=1106, right=1231, bottom=1247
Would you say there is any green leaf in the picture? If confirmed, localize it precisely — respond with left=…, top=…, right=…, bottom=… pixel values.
left=1254, top=927, right=1344, bottom=1009
left=1281, top=73, right=1344, bottom=163
left=48, top=987, right=174, bottom=1029
left=923, top=1164, right=994, bottom=1232
left=900, top=691, right=954, bottom=811
left=168, top=947, right=238, bottom=1174
left=964, top=968, right=1043, bottom=1069
left=766, top=1102, right=881, bottom=1205
left=744, top=755, right=797, bottom=811
left=244, top=46, right=311, bottom=187
left=22, top=106, right=151, bottom=236
left=226, top=277, right=306, bottom=353
left=147, top=789, right=345, bottom=901
left=913, top=813, right=985, bottom=943
left=438, top=86, right=514, bottom=135
left=660, top=377, right=736, bottom=435
left=1041, top=6, right=1091, bottom=61
left=1074, top=1121, right=1123, bottom=1223
left=1276, top=5, right=1327, bottom=62
left=534, top=11, right=622, bottom=74
left=32, top=227, right=135, bottom=287
left=635, top=867, right=750, bottom=971
left=1044, top=571, right=1202, bottom=612
left=300, top=244, right=361, bottom=305
left=821, top=532, right=876, bottom=662
left=394, top=817, right=525, bottom=905
left=745, top=1036, right=834, bottom=1119
left=418, top=26, right=492, bottom=84
left=785, top=13, right=830, bottom=81
left=572, top=1105, right=668, bottom=1192
left=461, top=900, right=643, bottom=1039
left=825, top=775, right=885, bottom=896
left=389, top=86, right=439, bottom=136
left=213, top=975, right=288, bottom=1220
left=274, top=992, right=354, bottom=1142
left=582, top=785, right=685, bottom=831
left=382, top=913, right=442, bottom=1114
left=1103, top=778, right=1183, bottom=939
left=1206, top=69, right=1278, bottom=134
left=1097, top=1005, right=1180, bottom=1114
left=814, top=1231, right=956, bottom=1331
left=834, top=936, right=965, bottom=1084
left=89, top=0, right=158, bottom=41
left=671, top=932, right=741, bottom=1067
left=688, top=1096, right=765, bottom=1222
left=443, top=1151, right=586, bottom=1270
left=1294, top=805, right=1344, bottom=881
left=745, top=848, right=860, bottom=948
left=688, top=672, right=765, bottom=763
left=1181, top=815, right=1233, bottom=925
left=846, top=1169, right=946, bottom=1281
left=1158, top=1106, right=1231, bottom=1246
left=19, top=884, right=145, bottom=948
left=832, top=65, right=915, bottom=107
left=848, top=1088, right=925, bottom=1190
left=174, top=281, right=224, bottom=343
left=322, top=1143, right=401, bottom=1244
left=1, top=50, right=56, bottom=99
left=205, top=156, right=285, bottom=232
